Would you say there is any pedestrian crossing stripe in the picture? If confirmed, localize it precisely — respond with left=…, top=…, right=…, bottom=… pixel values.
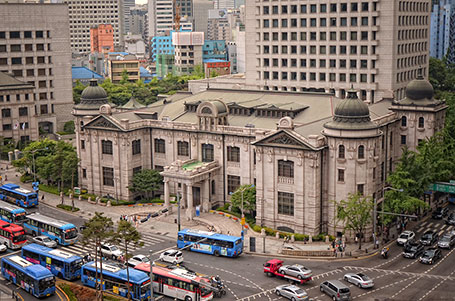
left=60, top=234, right=166, bottom=257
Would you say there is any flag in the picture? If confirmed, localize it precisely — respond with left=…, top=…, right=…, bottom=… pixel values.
left=21, top=123, right=26, bottom=130
left=13, top=122, right=19, bottom=130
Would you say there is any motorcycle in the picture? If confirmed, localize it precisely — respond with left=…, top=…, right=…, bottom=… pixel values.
left=381, top=247, right=389, bottom=259
left=210, top=276, right=227, bottom=298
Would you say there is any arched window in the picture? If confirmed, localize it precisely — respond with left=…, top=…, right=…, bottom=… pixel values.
left=338, top=145, right=345, bottom=159
left=418, top=117, right=424, bottom=128
left=201, top=107, right=212, bottom=115
left=401, top=116, right=407, bottom=127
left=358, top=145, right=365, bottom=159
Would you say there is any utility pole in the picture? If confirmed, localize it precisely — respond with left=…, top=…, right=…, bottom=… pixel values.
left=149, top=250, right=154, bottom=301
left=177, top=192, right=181, bottom=232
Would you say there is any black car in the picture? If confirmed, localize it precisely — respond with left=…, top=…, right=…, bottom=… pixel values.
left=402, top=240, right=425, bottom=258
left=432, top=207, right=449, bottom=219
left=420, top=230, right=439, bottom=246
left=419, top=248, right=442, bottom=264
left=446, top=213, right=455, bottom=226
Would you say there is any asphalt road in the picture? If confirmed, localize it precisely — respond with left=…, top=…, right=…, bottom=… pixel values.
left=3, top=203, right=455, bottom=300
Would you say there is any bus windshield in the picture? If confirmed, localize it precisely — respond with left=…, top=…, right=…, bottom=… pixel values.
left=29, top=193, right=38, bottom=200
left=14, top=213, right=26, bottom=223
left=140, top=281, right=150, bottom=295
left=71, top=259, right=83, bottom=273
left=12, top=231, right=26, bottom=243
left=200, top=284, right=212, bottom=297
left=38, top=276, right=55, bottom=291
left=64, top=228, right=78, bottom=240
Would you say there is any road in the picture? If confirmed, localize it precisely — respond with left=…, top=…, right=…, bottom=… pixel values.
left=2, top=203, right=455, bottom=300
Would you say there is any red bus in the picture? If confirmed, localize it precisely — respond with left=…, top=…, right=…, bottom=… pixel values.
left=134, top=263, right=213, bottom=301
left=0, top=220, right=27, bottom=250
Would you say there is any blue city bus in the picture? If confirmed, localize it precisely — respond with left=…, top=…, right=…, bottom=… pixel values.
left=177, top=229, right=243, bottom=257
left=0, top=183, right=38, bottom=207
left=0, top=200, right=27, bottom=225
left=24, top=213, right=78, bottom=246
left=21, top=243, right=82, bottom=280
left=1, top=255, right=55, bottom=298
left=81, top=261, right=151, bottom=300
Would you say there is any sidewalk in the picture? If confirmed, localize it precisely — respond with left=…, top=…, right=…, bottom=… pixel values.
left=0, top=161, right=433, bottom=260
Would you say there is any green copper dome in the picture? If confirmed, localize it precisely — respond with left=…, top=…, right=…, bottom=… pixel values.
left=324, top=88, right=377, bottom=130
left=74, top=79, right=110, bottom=110
left=405, top=74, right=434, bottom=100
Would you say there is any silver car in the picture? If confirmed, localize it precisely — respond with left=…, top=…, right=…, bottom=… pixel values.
left=32, top=236, right=58, bottom=248
left=275, top=284, right=309, bottom=300
left=343, top=273, right=374, bottom=288
left=438, top=234, right=455, bottom=249
left=278, top=264, right=312, bottom=280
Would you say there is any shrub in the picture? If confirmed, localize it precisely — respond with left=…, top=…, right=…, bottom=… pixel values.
left=57, top=204, right=80, bottom=212
left=20, top=174, right=33, bottom=183
left=252, top=225, right=262, bottom=232
left=58, top=284, right=77, bottom=301
left=294, top=233, right=309, bottom=241
left=63, top=120, right=75, bottom=134
left=39, top=184, right=60, bottom=195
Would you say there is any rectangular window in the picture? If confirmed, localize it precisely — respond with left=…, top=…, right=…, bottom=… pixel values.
left=10, top=31, right=20, bottom=39
left=154, top=138, right=165, bottom=154
left=338, top=169, right=345, bottom=182
left=101, top=140, right=113, bottom=155
left=227, top=146, right=240, bottom=162
left=12, top=58, right=22, bottom=65
left=401, top=135, right=407, bottom=145
left=202, top=144, right=214, bottom=162
left=132, top=139, right=141, bottom=155
left=278, top=160, right=294, bottom=178
left=102, top=167, right=114, bottom=186
left=227, top=175, right=240, bottom=194
left=82, top=169, right=87, bottom=179
left=178, top=141, right=189, bottom=156
left=2, top=124, right=12, bottom=131
left=81, top=140, right=85, bottom=150
left=357, top=184, right=364, bottom=196
left=18, top=107, right=28, bottom=116
left=278, top=192, right=294, bottom=216
left=1, top=109, right=11, bottom=118
left=133, top=166, right=142, bottom=175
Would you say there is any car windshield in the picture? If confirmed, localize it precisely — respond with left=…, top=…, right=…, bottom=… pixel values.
left=423, top=250, right=435, bottom=257
left=38, top=276, right=55, bottom=290
left=64, top=228, right=78, bottom=239
left=340, top=288, right=350, bottom=293
left=435, top=208, right=442, bottom=213
left=441, top=236, right=450, bottom=242
left=111, top=246, right=119, bottom=251
left=141, top=257, right=150, bottom=262
left=400, top=233, right=409, bottom=239
left=294, top=288, right=305, bottom=294
left=359, top=274, right=370, bottom=280
left=422, top=233, right=433, bottom=239
left=42, top=237, right=52, bottom=242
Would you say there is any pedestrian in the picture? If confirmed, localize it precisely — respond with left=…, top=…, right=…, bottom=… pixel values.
left=375, top=239, right=379, bottom=249
left=4, top=175, right=7, bottom=181
left=332, top=240, right=335, bottom=248
left=41, top=194, right=44, bottom=201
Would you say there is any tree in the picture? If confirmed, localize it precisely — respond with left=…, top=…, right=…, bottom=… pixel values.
left=192, top=64, right=205, bottom=78
left=81, top=213, right=114, bottom=300
left=230, top=184, right=256, bottom=215
left=334, top=193, right=374, bottom=249
left=110, top=220, right=143, bottom=300
left=129, top=169, right=163, bottom=200
left=73, top=80, right=86, bottom=104
left=210, top=70, right=219, bottom=78
left=63, top=121, right=75, bottom=134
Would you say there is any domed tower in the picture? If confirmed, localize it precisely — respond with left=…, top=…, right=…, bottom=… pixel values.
left=391, top=71, right=447, bottom=152
left=323, top=88, right=381, bottom=237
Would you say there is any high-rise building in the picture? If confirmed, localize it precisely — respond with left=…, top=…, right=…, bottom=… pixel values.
left=176, top=0, right=194, bottom=22
left=148, top=0, right=174, bottom=38
left=245, top=0, right=431, bottom=103
left=214, top=0, right=234, bottom=10
left=65, top=0, right=123, bottom=54
left=129, top=5, right=149, bottom=37
left=123, top=0, right=136, bottom=34
left=0, top=3, right=73, bottom=134
left=193, top=0, right=213, bottom=36
left=90, top=24, right=115, bottom=54
left=430, top=0, right=455, bottom=64
left=207, top=9, right=231, bottom=41
left=172, top=31, right=204, bottom=75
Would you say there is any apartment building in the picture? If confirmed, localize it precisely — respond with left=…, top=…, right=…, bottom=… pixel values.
left=65, top=0, right=123, bottom=54
left=90, top=24, right=115, bottom=54
left=0, top=3, right=73, bottom=134
left=245, top=0, right=431, bottom=103
left=172, top=32, right=204, bottom=75
left=107, top=53, right=140, bottom=83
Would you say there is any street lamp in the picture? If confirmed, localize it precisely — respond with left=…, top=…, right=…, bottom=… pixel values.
left=229, top=184, right=255, bottom=238
left=148, top=249, right=154, bottom=301
left=377, top=186, right=403, bottom=245
left=30, top=147, right=48, bottom=190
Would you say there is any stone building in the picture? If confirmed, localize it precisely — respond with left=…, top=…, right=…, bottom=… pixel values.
left=74, top=75, right=446, bottom=236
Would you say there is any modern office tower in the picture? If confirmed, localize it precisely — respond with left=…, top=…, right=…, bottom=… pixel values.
left=214, top=0, right=234, bottom=10
left=193, top=0, right=214, bottom=36
left=123, top=0, right=136, bottom=34
left=0, top=3, right=73, bottom=134
left=129, top=5, right=149, bottom=37
left=207, top=9, right=231, bottom=41
left=148, top=0, right=174, bottom=38
left=245, top=0, right=431, bottom=103
left=430, top=0, right=455, bottom=64
left=65, top=0, right=123, bottom=54
left=90, top=24, right=115, bottom=54
left=176, top=0, right=194, bottom=22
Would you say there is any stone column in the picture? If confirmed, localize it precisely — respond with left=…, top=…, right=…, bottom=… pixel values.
left=202, top=179, right=210, bottom=212
left=164, top=180, right=170, bottom=208
left=186, top=184, right=194, bottom=220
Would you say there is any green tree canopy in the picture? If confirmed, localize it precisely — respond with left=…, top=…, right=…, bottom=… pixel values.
left=128, top=169, right=163, bottom=200
left=73, top=80, right=86, bottom=104
left=230, top=184, right=256, bottom=215
left=334, top=193, right=374, bottom=249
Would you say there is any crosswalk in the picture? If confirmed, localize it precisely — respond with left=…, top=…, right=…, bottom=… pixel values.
left=59, top=233, right=169, bottom=257
left=416, top=221, right=454, bottom=236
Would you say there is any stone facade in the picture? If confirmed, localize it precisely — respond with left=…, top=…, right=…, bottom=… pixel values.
left=74, top=76, right=446, bottom=237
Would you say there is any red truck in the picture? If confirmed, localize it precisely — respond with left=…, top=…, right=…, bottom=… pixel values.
left=263, top=259, right=312, bottom=284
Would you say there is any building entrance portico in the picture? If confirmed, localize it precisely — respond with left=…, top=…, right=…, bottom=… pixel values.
left=161, top=159, right=220, bottom=220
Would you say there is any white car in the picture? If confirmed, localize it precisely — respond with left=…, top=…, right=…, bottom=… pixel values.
left=0, top=244, right=6, bottom=252
left=159, top=249, right=183, bottom=264
left=32, top=236, right=58, bottom=248
left=99, top=243, right=123, bottom=259
left=127, top=254, right=150, bottom=267
left=397, top=231, right=415, bottom=246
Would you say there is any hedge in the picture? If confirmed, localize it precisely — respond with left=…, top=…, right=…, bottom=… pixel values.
left=57, top=204, right=80, bottom=212
left=58, top=283, right=77, bottom=301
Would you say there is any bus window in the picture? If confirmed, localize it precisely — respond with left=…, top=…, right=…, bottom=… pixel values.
left=178, top=235, right=183, bottom=241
